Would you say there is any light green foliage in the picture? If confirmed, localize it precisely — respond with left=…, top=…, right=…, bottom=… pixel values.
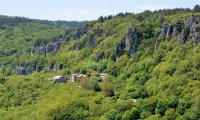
left=122, top=107, right=140, bottom=120
left=1, top=6, right=200, bottom=120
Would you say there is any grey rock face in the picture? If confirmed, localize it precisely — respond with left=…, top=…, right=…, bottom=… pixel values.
left=175, top=20, right=184, bottom=33
left=86, top=34, right=97, bottom=48
left=58, top=64, right=64, bottom=71
left=115, top=45, right=121, bottom=58
left=45, top=42, right=60, bottom=54
left=94, top=29, right=103, bottom=36
left=172, top=26, right=178, bottom=37
left=162, top=25, right=169, bottom=34
left=26, top=66, right=32, bottom=75
left=72, top=26, right=88, bottom=40
left=31, top=63, right=37, bottom=71
left=49, top=63, right=55, bottom=72
left=184, top=15, right=196, bottom=27
left=154, top=41, right=159, bottom=52
left=166, top=25, right=173, bottom=39
left=184, top=16, right=200, bottom=47
left=86, top=29, right=103, bottom=48
left=14, top=62, right=47, bottom=75
left=36, top=65, right=43, bottom=72
left=181, top=30, right=187, bottom=44
left=171, top=16, right=200, bottom=46
left=125, top=25, right=140, bottom=56
left=16, top=65, right=34, bottom=75
left=30, top=48, right=35, bottom=56
left=1, top=65, right=5, bottom=74
left=33, top=39, right=47, bottom=48
left=16, top=66, right=27, bottom=75
left=95, top=53, right=105, bottom=62
left=38, top=47, right=46, bottom=55
left=161, top=25, right=173, bottom=39
left=32, top=41, right=62, bottom=55
left=190, top=23, right=196, bottom=39
left=190, top=23, right=200, bottom=47
left=115, top=43, right=125, bottom=58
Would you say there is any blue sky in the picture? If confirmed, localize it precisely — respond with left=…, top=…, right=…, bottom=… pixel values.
left=0, top=0, right=198, bottom=21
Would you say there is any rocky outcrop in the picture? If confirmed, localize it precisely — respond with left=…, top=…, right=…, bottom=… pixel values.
left=35, top=65, right=43, bottom=72
left=15, top=62, right=46, bottom=75
left=184, top=15, right=196, bottom=27
left=167, top=26, right=173, bottom=39
left=95, top=53, right=105, bottom=62
left=16, top=65, right=27, bottom=75
left=33, top=39, right=48, bottom=48
left=58, top=64, right=64, bottom=71
left=26, top=66, right=32, bottom=75
left=94, top=29, right=103, bottom=36
left=162, top=25, right=170, bottom=34
left=30, top=34, right=67, bottom=56
left=14, top=61, right=64, bottom=75
left=115, top=43, right=125, bottom=58
left=115, top=45, right=121, bottom=58
left=45, top=42, right=60, bottom=54
left=161, top=24, right=173, bottom=39
left=30, top=48, right=35, bottom=56
left=1, top=65, right=5, bottom=74
left=141, top=19, right=148, bottom=27
left=86, top=34, right=97, bottom=48
left=170, top=20, right=184, bottom=38
left=86, top=29, right=103, bottom=48
left=35, top=47, right=44, bottom=55
left=125, top=25, right=140, bottom=56
left=16, top=65, right=34, bottom=75
left=154, top=41, right=159, bottom=52
left=190, top=23, right=196, bottom=44
left=188, top=16, right=200, bottom=47
left=173, top=15, right=200, bottom=47
left=31, top=40, right=64, bottom=55
left=172, top=26, right=178, bottom=37
left=175, top=20, right=184, bottom=33
left=70, top=29, right=104, bottom=51
left=72, top=26, right=88, bottom=40
left=49, top=63, right=56, bottom=72
left=181, top=30, right=185, bottom=44
left=176, top=16, right=200, bottom=46
left=158, top=16, right=200, bottom=47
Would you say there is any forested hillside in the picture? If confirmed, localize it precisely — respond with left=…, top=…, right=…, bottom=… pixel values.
left=0, top=15, right=87, bottom=28
left=0, top=5, right=200, bottom=120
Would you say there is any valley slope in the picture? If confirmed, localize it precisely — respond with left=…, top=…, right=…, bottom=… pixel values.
left=0, top=6, right=200, bottom=120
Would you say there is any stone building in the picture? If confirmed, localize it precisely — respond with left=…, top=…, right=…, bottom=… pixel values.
left=48, top=76, right=65, bottom=83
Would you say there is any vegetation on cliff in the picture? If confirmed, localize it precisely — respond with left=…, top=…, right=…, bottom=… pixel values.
left=0, top=5, right=200, bottom=120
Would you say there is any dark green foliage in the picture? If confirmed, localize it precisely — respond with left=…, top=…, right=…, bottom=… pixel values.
left=1, top=6, right=200, bottom=120
left=193, top=4, right=200, bottom=13
left=0, top=15, right=87, bottom=28
left=98, top=16, right=104, bottom=23
left=0, top=77, right=5, bottom=84
left=103, top=109, right=121, bottom=120
left=48, top=100, right=90, bottom=120
left=122, top=107, right=140, bottom=120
